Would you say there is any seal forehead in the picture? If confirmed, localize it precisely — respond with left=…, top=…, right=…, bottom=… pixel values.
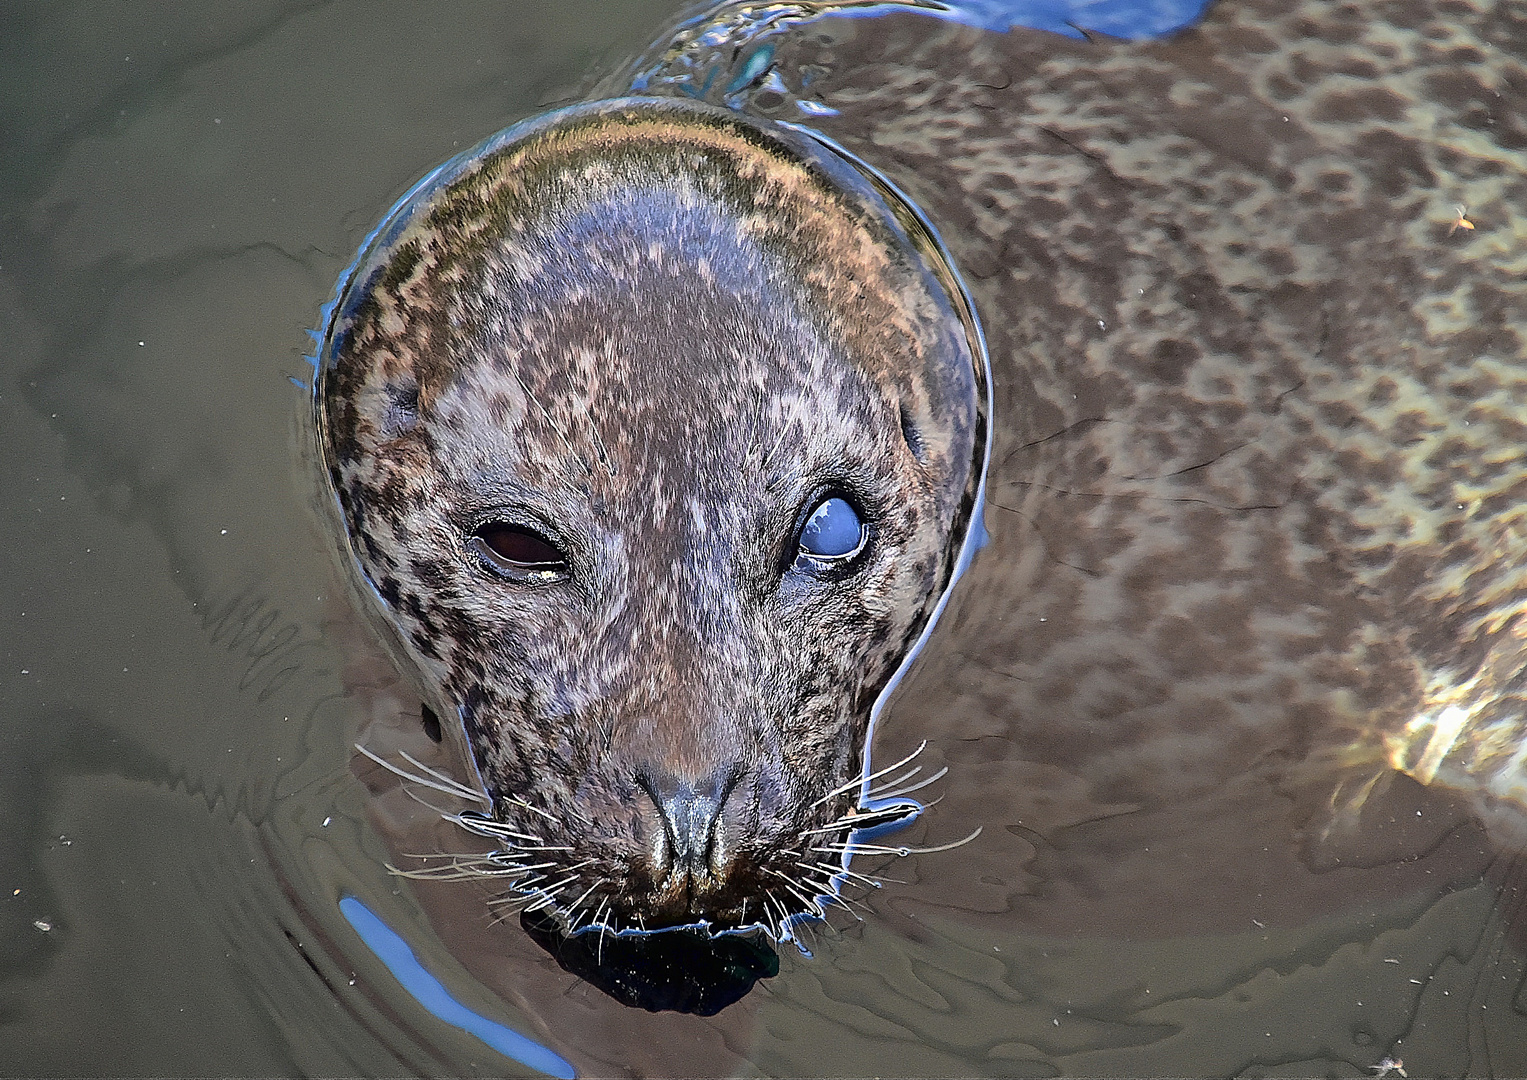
left=444, top=178, right=895, bottom=486
left=322, top=99, right=974, bottom=475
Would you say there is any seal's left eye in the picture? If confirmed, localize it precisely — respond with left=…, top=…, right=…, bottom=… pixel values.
left=469, top=523, right=568, bottom=582
left=793, top=496, right=867, bottom=574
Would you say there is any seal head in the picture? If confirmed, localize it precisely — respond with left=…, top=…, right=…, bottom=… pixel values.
left=318, top=98, right=981, bottom=933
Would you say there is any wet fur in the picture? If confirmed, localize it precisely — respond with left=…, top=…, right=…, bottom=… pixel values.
left=318, top=99, right=979, bottom=930
left=741, top=0, right=1527, bottom=860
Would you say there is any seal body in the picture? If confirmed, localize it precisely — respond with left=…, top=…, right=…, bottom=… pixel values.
left=318, top=98, right=982, bottom=931
left=712, top=0, right=1527, bottom=918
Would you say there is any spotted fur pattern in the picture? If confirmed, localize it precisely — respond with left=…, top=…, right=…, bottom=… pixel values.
left=318, top=99, right=980, bottom=928
left=735, top=0, right=1527, bottom=838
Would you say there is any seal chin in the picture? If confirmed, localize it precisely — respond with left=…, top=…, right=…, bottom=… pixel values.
left=318, top=96, right=986, bottom=937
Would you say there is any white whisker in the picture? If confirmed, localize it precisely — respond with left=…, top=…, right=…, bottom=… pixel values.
left=481, top=859, right=558, bottom=874
left=763, top=895, right=787, bottom=938
left=355, top=742, right=491, bottom=805
left=566, top=881, right=601, bottom=916
left=810, top=740, right=928, bottom=809
left=800, top=878, right=866, bottom=920
left=868, top=765, right=948, bottom=802
left=767, top=868, right=825, bottom=917
left=522, top=888, right=565, bottom=914
left=447, top=812, right=543, bottom=844
left=797, top=859, right=891, bottom=890
left=397, top=749, right=491, bottom=802
left=813, top=825, right=982, bottom=858
left=798, top=803, right=916, bottom=837
left=863, top=764, right=924, bottom=798
left=503, top=794, right=560, bottom=824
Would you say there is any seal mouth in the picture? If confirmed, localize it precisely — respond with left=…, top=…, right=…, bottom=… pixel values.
left=470, top=756, right=934, bottom=940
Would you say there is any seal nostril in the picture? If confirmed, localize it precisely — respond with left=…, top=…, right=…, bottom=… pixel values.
left=637, top=765, right=745, bottom=884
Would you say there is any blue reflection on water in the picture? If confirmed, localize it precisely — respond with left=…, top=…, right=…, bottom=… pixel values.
left=871, top=0, right=1215, bottom=40
left=339, top=896, right=577, bottom=1079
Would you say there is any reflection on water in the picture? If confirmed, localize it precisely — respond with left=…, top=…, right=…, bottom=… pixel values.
left=621, top=0, right=1216, bottom=115
left=340, top=896, right=576, bottom=1077
left=4, top=0, right=1527, bottom=1075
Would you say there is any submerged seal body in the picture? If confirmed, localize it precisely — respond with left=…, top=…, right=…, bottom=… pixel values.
left=318, top=98, right=982, bottom=933
left=716, top=0, right=1527, bottom=921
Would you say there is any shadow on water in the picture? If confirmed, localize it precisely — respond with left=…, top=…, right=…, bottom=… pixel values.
left=4, top=0, right=1527, bottom=1076
left=521, top=909, right=779, bottom=1016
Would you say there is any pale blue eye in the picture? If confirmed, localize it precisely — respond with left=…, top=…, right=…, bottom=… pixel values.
left=797, top=496, right=865, bottom=561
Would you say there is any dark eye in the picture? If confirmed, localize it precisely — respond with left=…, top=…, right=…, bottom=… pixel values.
left=468, top=522, right=568, bottom=583
left=793, top=495, right=867, bottom=574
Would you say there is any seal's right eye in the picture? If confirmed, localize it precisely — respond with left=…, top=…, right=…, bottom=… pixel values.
left=468, top=523, right=568, bottom=583
left=792, top=495, right=868, bottom=577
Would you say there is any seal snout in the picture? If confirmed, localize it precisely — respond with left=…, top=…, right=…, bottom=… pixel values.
left=637, top=763, right=747, bottom=901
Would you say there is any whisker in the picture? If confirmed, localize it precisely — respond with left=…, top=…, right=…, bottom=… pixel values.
left=504, top=844, right=574, bottom=854
left=396, top=785, right=467, bottom=821
left=502, top=794, right=560, bottom=824
left=799, top=878, right=867, bottom=920
left=898, top=827, right=983, bottom=855
left=504, top=791, right=589, bottom=826
left=798, top=803, right=917, bottom=837
left=813, top=825, right=982, bottom=858
left=863, top=764, right=924, bottom=799
left=397, top=749, right=490, bottom=802
left=587, top=898, right=610, bottom=935
left=355, top=743, right=490, bottom=805
left=797, top=859, right=893, bottom=890
left=491, top=898, right=540, bottom=928
left=387, top=854, right=538, bottom=881
left=512, top=367, right=585, bottom=476
left=475, top=859, right=559, bottom=876
left=485, top=888, right=532, bottom=912
left=760, top=418, right=794, bottom=472
left=447, top=812, right=544, bottom=844
left=507, top=858, right=596, bottom=916
left=522, top=885, right=569, bottom=914
left=763, top=894, right=787, bottom=939
left=868, top=765, right=948, bottom=802
left=792, top=912, right=822, bottom=954
left=566, top=881, right=601, bottom=917
left=766, top=868, right=826, bottom=917
left=810, top=740, right=928, bottom=809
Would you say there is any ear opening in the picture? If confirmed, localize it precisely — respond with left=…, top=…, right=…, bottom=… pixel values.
left=378, top=377, right=420, bottom=440
left=898, top=400, right=928, bottom=464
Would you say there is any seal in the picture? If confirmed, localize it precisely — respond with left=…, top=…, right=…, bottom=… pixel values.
left=317, top=97, right=985, bottom=936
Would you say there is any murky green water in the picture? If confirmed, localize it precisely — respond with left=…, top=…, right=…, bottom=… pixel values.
left=4, top=1, right=1527, bottom=1076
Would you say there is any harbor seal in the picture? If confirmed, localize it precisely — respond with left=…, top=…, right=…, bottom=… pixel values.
left=317, top=97, right=985, bottom=936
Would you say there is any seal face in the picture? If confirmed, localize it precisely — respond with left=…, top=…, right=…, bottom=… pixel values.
left=318, top=98, right=982, bottom=933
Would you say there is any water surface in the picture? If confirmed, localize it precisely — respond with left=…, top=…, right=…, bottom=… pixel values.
left=4, top=1, right=1527, bottom=1076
